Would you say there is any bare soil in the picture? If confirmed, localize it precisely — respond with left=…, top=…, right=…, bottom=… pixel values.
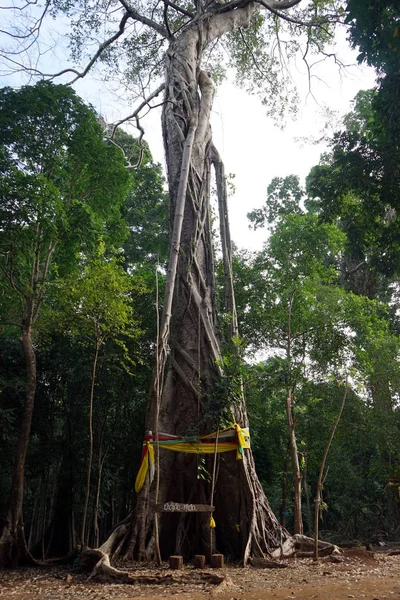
left=1, top=549, right=400, bottom=600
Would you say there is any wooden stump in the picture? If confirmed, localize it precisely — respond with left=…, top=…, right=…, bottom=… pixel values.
left=193, top=555, right=206, bottom=569
left=169, top=555, right=183, bottom=570
left=210, top=554, right=224, bottom=568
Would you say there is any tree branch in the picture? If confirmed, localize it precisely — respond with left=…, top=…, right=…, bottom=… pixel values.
left=345, top=260, right=367, bottom=277
left=257, top=0, right=335, bottom=32
left=117, top=0, right=169, bottom=38
left=262, top=0, right=302, bottom=8
left=163, top=1, right=173, bottom=39
left=4, top=11, right=131, bottom=82
left=166, top=0, right=194, bottom=18
left=68, top=12, right=130, bottom=84
left=110, top=83, right=165, bottom=136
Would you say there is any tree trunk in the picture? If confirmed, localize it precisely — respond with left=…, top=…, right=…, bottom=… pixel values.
left=314, top=383, right=348, bottom=560
left=93, top=437, right=107, bottom=549
left=81, top=342, right=100, bottom=547
left=0, top=326, right=36, bottom=567
left=285, top=290, right=303, bottom=536
left=45, top=445, right=76, bottom=558
left=280, top=443, right=290, bottom=528
left=303, top=459, right=313, bottom=537
left=127, top=6, right=290, bottom=563
left=286, top=389, right=303, bottom=536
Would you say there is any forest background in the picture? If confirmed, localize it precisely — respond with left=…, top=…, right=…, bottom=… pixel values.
left=0, top=0, right=400, bottom=568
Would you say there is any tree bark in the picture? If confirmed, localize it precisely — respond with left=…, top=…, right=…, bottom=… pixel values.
left=280, top=443, right=290, bottom=528
left=127, top=5, right=290, bottom=563
left=0, top=326, right=36, bottom=567
left=82, top=341, right=101, bottom=547
left=286, top=389, right=303, bottom=536
left=93, top=435, right=107, bottom=550
left=285, top=290, right=303, bottom=536
left=313, top=383, right=348, bottom=561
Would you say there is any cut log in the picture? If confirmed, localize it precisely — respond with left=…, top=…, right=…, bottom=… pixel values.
left=249, top=557, right=288, bottom=569
left=169, top=555, right=183, bottom=569
left=271, top=534, right=340, bottom=559
left=210, top=554, right=224, bottom=568
left=193, top=554, right=206, bottom=569
left=295, top=547, right=335, bottom=558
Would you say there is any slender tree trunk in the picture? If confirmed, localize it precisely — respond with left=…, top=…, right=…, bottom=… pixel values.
left=280, top=443, right=290, bottom=528
left=82, top=341, right=100, bottom=547
left=93, top=440, right=107, bottom=549
left=286, top=389, right=303, bottom=535
left=314, top=383, right=348, bottom=560
left=27, top=483, right=40, bottom=551
left=40, top=474, right=48, bottom=560
left=127, top=5, right=290, bottom=563
left=285, top=291, right=303, bottom=536
left=303, top=459, right=313, bottom=536
left=0, top=325, right=36, bottom=567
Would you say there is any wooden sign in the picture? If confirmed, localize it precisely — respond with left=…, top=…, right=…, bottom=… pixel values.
left=155, top=502, right=214, bottom=513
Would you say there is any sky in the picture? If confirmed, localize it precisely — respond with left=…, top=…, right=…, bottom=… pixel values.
left=1, top=6, right=377, bottom=253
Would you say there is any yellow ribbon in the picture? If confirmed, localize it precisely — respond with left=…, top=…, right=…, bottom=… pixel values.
left=135, top=441, right=155, bottom=493
left=135, top=425, right=250, bottom=493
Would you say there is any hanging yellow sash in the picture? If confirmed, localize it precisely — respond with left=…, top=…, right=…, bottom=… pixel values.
left=135, top=424, right=250, bottom=493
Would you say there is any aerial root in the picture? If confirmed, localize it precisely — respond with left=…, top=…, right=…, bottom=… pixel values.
left=80, top=547, right=227, bottom=586
left=271, top=534, right=340, bottom=559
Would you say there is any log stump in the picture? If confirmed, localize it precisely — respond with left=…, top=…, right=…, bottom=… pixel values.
left=210, top=554, right=224, bottom=568
left=193, top=555, right=206, bottom=569
left=169, top=555, right=183, bottom=570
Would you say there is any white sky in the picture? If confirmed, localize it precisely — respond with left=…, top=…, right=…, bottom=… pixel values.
left=1, top=12, right=376, bottom=252
left=210, top=63, right=376, bottom=250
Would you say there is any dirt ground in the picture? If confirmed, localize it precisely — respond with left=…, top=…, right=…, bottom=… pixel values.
left=1, top=548, right=400, bottom=600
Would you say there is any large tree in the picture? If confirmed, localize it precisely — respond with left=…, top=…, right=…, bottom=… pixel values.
left=1, top=0, right=346, bottom=563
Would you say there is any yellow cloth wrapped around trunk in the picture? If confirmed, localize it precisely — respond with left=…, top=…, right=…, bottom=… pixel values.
left=135, top=424, right=250, bottom=493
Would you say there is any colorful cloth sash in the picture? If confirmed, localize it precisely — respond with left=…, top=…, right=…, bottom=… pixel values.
left=135, top=424, right=250, bottom=493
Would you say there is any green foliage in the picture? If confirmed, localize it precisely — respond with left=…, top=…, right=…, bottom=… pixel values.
left=306, top=86, right=400, bottom=278
left=204, top=336, right=250, bottom=427
left=116, top=131, right=168, bottom=268
left=41, top=247, right=146, bottom=381
left=346, top=0, right=400, bottom=72
left=234, top=212, right=347, bottom=367
left=0, top=81, right=130, bottom=329
left=0, top=81, right=166, bottom=550
left=248, top=176, right=304, bottom=229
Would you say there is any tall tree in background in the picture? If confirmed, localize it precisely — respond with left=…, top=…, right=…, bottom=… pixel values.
left=0, top=82, right=130, bottom=567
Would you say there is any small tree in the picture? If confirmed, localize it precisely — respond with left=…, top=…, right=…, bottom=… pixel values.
left=54, top=251, right=145, bottom=547
left=243, top=212, right=346, bottom=533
